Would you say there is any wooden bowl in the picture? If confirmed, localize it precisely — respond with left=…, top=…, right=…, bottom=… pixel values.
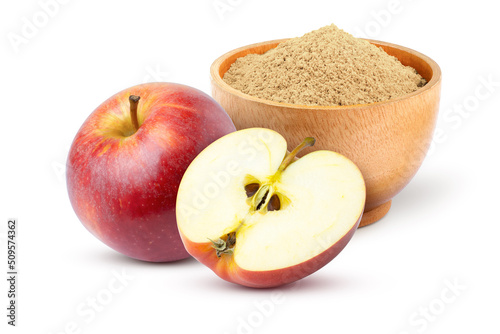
left=210, top=39, right=441, bottom=227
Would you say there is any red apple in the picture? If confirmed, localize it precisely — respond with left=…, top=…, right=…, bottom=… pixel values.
left=176, top=128, right=366, bottom=287
left=67, top=82, right=236, bottom=262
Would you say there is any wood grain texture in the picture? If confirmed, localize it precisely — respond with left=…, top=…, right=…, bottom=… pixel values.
left=210, top=39, right=442, bottom=226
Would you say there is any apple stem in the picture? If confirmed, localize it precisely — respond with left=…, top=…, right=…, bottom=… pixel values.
left=129, top=95, right=141, bottom=132
left=278, top=137, right=316, bottom=173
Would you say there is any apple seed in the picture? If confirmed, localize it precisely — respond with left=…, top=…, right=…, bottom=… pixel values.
left=267, top=194, right=281, bottom=211
left=244, top=183, right=260, bottom=198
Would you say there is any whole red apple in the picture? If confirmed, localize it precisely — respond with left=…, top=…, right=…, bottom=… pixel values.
left=67, top=82, right=236, bottom=262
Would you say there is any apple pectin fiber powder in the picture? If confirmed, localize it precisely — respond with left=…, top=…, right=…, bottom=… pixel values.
left=223, top=24, right=426, bottom=106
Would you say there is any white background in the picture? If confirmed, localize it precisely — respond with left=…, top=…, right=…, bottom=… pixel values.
left=1, top=0, right=499, bottom=333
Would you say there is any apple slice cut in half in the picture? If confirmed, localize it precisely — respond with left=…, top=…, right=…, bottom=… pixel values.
left=176, top=128, right=365, bottom=288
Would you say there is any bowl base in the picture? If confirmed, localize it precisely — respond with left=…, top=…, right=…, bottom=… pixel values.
left=359, top=200, right=392, bottom=227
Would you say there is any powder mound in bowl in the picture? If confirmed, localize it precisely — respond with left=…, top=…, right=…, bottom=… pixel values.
left=223, top=24, right=427, bottom=106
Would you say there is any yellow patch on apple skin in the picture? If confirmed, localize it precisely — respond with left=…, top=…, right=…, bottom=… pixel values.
left=98, top=144, right=111, bottom=156
left=80, top=199, right=103, bottom=239
left=160, top=103, right=198, bottom=114
left=214, top=249, right=239, bottom=280
left=97, top=108, right=136, bottom=138
left=182, top=237, right=240, bottom=283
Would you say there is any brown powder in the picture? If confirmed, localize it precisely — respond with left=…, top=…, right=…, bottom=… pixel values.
left=223, top=24, right=426, bottom=106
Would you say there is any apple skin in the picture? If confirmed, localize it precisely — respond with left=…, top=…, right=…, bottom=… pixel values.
left=179, top=214, right=362, bottom=288
left=67, top=83, right=236, bottom=262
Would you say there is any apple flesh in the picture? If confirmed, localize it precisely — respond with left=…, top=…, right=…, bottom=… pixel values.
left=67, top=82, right=236, bottom=262
left=176, top=128, right=366, bottom=287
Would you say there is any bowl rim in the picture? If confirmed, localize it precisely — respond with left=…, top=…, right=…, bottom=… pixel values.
left=210, top=38, right=442, bottom=110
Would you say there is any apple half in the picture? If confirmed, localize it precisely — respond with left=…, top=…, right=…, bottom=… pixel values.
left=176, top=128, right=365, bottom=288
